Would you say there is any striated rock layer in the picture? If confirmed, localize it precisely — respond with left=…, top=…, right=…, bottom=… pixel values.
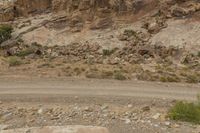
left=0, top=0, right=157, bottom=22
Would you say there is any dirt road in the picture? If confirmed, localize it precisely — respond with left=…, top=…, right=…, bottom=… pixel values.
left=0, top=77, right=200, bottom=133
left=0, top=77, right=199, bottom=101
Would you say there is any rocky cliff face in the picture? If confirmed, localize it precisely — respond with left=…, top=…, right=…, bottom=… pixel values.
left=0, top=0, right=157, bottom=22
left=14, top=0, right=52, bottom=16
left=1, top=0, right=200, bottom=22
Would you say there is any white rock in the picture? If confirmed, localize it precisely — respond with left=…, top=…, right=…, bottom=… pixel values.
left=154, top=124, right=159, bottom=127
left=164, top=121, right=171, bottom=126
left=37, top=108, right=43, bottom=114
left=152, top=113, right=161, bottom=119
left=125, top=119, right=131, bottom=124
left=127, top=104, right=133, bottom=108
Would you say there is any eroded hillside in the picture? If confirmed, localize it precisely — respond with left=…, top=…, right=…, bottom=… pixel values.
left=0, top=0, right=200, bottom=83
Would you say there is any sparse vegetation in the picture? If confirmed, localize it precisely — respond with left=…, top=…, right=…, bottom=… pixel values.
left=37, top=63, right=54, bottom=68
left=16, top=49, right=34, bottom=57
left=169, top=96, right=200, bottom=124
left=114, top=71, right=126, bottom=80
left=101, top=70, right=114, bottom=79
left=0, top=25, right=13, bottom=44
left=8, top=56, right=23, bottom=67
left=186, top=74, right=199, bottom=83
left=159, top=75, right=180, bottom=82
left=74, top=67, right=83, bottom=75
left=198, top=51, right=200, bottom=57
left=102, top=49, right=115, bottom=56
left=123, top=29, right=137, bottom=38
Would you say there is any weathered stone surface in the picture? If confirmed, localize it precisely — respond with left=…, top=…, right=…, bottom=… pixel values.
left=0, top=1, right=14, bottom=22
left=14, top=0, right=52, bottom=16
left=0, top=0, right=157, bottom=22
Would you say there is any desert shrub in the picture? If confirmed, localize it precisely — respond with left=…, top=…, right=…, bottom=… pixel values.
left=8, top=56, right=22, bottom=66
left=102, top=49, right=115, bottom=56
left=160, top=75, right=180, bottom=82
left=0, top=25, right=13, bottom=44
left=169, top=95, right=200, bottom=124
left=123, top=29, right=137, bottom=37
left=114, top=71, right=126, bottom=80
left=186, top=74, right=199, bottom=83
left=74, top=67, right=83, bottom=75
left=16, top=48, right=34, bottom=57
left=169, top=101, right=200, bottom=124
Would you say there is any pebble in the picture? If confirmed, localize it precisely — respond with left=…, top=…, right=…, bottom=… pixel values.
left=154, top=124, right=159, bottom=127
left=164, top=121, right=171, bottom=126
left=152, top=113, right=161, bottom=120
left=37, top=108, right=43, bottom=114
left=128, top=104, right=133, bottom=108
left=101, top=105, right=109, bottom=110
left=125, top=118, right=131, bottom=124
left=173, top=123, right=180, bottom=128
left=0, top=125, right=8, bottom=130
left=142, top=106, right=150, bottom=112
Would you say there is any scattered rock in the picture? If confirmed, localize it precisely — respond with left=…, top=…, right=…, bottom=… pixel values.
left=84, top=106, right=93, bottom=112
left=164, top=121, right=171, bottom=126
left=173, top=123, right=180, bottom=128
left=1, top=126, right=110, bottom=133
left=171, top=6, right=188, bottom=17
left=124, top=118, right=131, bottom=124
left=152, top=113, right=161, bottom=120
left=90, top=18, right=113, bottom=30
left=101, top=105, right=109, bottom=110
left=37, top=108, right=43, bottom=114
left=142, top=106, right=150, bottom=112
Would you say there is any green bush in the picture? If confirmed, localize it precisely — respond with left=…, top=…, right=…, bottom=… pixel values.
left=169, top=101, right=200, bottom=124
left=0, top=25, right=13, bottom=44
left=8, top=56, right=23, bottom=67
